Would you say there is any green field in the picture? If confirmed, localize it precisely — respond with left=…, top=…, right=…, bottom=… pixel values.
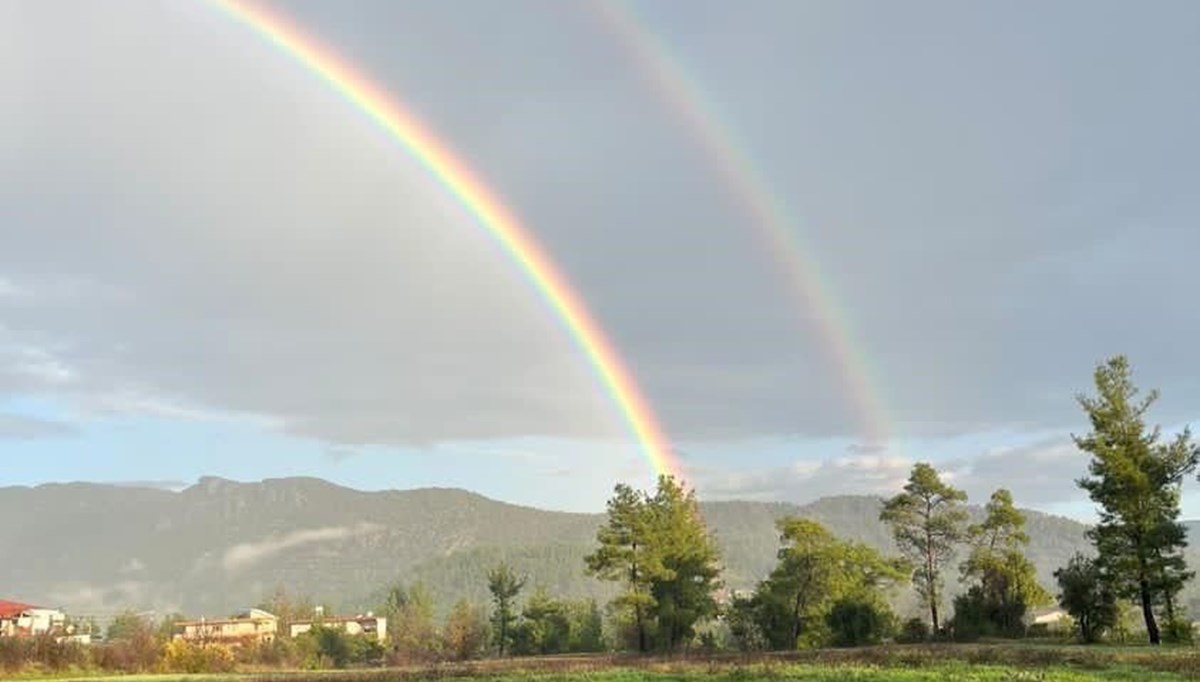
left=24, top=645, right=1200, bottom=682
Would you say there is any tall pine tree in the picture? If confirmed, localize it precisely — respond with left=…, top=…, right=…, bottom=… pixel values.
left=880, top=462, right=968, bottom=634
left=585, top=476, right=721, bottom=652
left=1074, top=355, right=1199, bottom=645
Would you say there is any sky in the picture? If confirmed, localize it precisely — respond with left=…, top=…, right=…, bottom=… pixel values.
left=2, top=0, right=1199, bottom=522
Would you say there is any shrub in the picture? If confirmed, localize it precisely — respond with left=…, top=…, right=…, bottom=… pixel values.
left=825, top=597, right=893, bottom=647
left=896, top=617, right=930, bottom=644
left=160, top=639, right=235, bottom=674
left=1163, top=618, right=1194, bottom=645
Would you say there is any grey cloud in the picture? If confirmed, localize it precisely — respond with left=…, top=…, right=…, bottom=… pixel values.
left=0, top=413, right=79, bottom=440
left=2, top=1, right=1200, bottom=448
left=943, top=437, right=1092, bottom=507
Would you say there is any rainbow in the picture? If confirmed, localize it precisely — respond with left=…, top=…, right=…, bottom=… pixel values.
left=210, top=0, right=680, bottom=478
left=592, top=1, right=890, bottom=446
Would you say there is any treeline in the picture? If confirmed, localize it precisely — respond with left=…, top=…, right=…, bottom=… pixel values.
left=567, top=355, right=1200, bottom=651
left=3, top=354, right=1196, bottom=675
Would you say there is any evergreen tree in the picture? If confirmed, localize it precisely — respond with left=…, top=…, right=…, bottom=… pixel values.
left=487, top=562, right=525, bottom=656
left=1073, top=355, right=1199, bottom=644
left=645, top=476, right=723, bottom=650
left=585, top=476, right=722, bottom=652
left=880, top=462, right=968, bottom=634
left=956, top=489, right=1050, bottom=638
left=753, top=517, right=906, bottom=648
left=585, top=482, right=660, bottom=652
left=1055, top=553, right=1119, bottom=643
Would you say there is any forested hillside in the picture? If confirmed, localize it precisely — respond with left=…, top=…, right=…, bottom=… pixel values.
left=0, top=476, right=1188, bottom=620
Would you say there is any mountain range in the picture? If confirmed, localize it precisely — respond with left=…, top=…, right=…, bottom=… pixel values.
left=2, top=476, right=1197, bottom=622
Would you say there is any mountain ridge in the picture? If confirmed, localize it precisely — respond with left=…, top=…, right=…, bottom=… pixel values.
left=1, top=476, right=1194, bottom=621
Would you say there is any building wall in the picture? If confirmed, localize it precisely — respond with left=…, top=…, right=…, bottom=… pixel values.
left=290, top=617, right=387, bottom=643
left=179, top=617, right=277, bottom=643
left=0, top=609, right=66, bottom=637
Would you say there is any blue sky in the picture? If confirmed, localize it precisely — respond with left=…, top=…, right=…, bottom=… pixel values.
left=2, top=0, right=1199, bottom=521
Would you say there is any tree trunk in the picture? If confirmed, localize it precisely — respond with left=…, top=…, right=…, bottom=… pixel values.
left=635, top=603, right=646, bottom=653
left=1140, top=579, right=1160, bottom=645
left=926, top=549, right=939, bottom=634
left=792, top=590, right=804, bottom=647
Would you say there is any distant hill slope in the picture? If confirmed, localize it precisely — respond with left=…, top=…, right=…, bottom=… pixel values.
left=0, top=476, right=1192, bottom=621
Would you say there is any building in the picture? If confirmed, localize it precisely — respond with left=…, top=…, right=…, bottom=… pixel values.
left=290, top=613, right=387, bottom=643
left=176, top=608, right=278, bottom=645
left=1031, top=608, right=1070, bottom=627
left=0, top=600, right=67, bottom=638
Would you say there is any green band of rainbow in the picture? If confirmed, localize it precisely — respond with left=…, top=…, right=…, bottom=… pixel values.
left=594, top=1, right=890, bottom=445
left=211, top=0, right=679, bottom=478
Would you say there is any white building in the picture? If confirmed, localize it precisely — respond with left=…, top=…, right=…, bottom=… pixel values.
left=0, top=600, right=67, bottom=638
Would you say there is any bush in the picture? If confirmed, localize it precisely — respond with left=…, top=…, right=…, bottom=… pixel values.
left=825, top=598, right=893, bottom=648
left=0, top=636, right=88, bottom=673
left=1163, top=618, right=1194, bottom=645
left=896, top=617, right=930, bottom=644
left=951, top=587, right=1027, bottom=641
left=160, top=639, right=235, bottom=674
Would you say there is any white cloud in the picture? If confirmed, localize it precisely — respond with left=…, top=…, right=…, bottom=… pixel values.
left=222, top=523, right=384, bottom=573
left=697, top=448, right=913, bottom=503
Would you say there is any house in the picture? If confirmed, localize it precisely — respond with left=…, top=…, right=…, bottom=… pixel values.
left=1031, top=608, right=1070, bottom=626
left=0, top=600, right=66, bottom=638
left=175, top=608, right=278, bottom=645
left=290, top=613, right=387, bottom=643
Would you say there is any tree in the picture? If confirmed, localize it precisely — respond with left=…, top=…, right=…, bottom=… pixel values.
left=955, top=489, right=1051, bottom=639
left=487, top=562, right=525, bottom=656
left=442, top=599, right=489, bottom=661
left=1055, top=553, right=1119, bottom=643
left=644, top=475, right=722, bottom=650
left=568, top=599, right=606, bottom=652
left=753, top=517, right=906, bottom=648
left=879, top=462, right=968, bottom=634
left=1073, top=355, right=1199, bottom=645
left=825, top=596, right=894, bottom=647
left=585, top=476, right=722, bottom=652
left=257, top=586, right=315, bottom=633
left=585, top=482, right=660, bottom=652
left=512, top=588, right=571, bottom=655
left=381, top=582, right=439, bottom=661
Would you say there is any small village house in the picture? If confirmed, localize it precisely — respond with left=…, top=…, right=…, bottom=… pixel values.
left=176, top=608, right=278, bottom=645
left=290, top=612, right=387, bottom=643
left=0, top=600, right=66, bottom=638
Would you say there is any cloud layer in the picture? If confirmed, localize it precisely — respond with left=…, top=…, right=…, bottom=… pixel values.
left=1, top=0, right=1198, bottom=462
left=222, top=523, right=384, bottom=573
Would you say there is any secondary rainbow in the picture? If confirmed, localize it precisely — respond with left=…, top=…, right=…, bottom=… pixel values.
left=592, top=1, right=891, bottom=446
left=210, top=0, right=680, bottom=478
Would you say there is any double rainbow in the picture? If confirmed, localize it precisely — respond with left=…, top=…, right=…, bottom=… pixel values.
left=211, top=1, right=680, bottom=478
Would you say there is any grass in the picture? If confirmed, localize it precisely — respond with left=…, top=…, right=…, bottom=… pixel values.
left=21, top=644, right=1200, bottom=682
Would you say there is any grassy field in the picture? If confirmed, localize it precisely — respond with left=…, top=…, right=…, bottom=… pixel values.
left=24, top=644, right=1200, bottom=682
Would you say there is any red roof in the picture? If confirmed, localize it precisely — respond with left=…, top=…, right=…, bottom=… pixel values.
left=0, top=601, right=38, bottom=618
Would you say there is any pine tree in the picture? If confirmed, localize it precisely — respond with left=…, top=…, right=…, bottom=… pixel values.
left=880, top=462, right=968, bottom=634
left=585, top=476, right=722, bottom=652
left=1074, top=355, right=1199, bottom=645
left=487, top=563, right=525, bottom=656
left=957, top=489, right=1050, bottom=638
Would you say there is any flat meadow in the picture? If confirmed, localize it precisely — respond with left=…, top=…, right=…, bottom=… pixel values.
left=24, top=644, right=1200, bottom=682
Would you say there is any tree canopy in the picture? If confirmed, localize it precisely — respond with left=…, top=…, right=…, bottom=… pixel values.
left=880, top=462, right=968, bottom=633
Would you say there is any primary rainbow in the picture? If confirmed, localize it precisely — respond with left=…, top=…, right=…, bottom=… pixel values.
left=210, top=0, right=680, bottom=478
left=592, top=1, right=891, bottom=446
